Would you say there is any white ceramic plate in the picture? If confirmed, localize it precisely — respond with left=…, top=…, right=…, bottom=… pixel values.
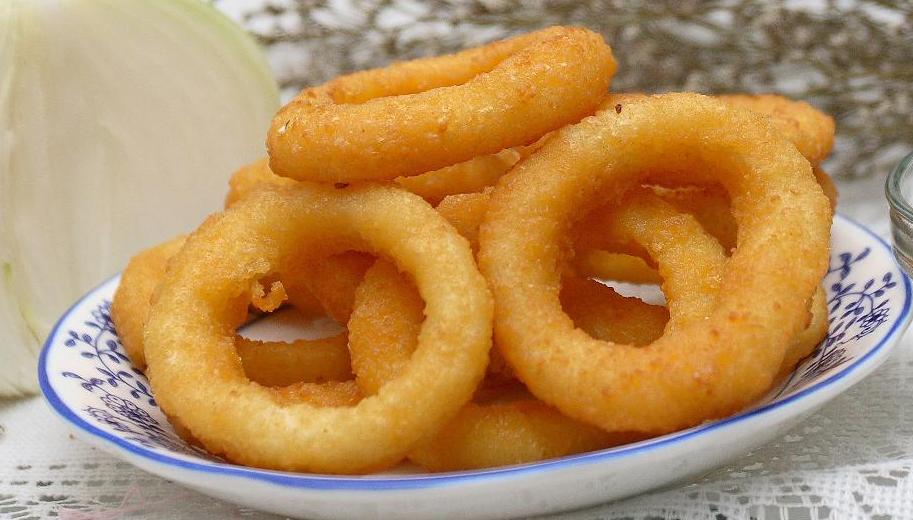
left=39, top=214, right=912, bottom=520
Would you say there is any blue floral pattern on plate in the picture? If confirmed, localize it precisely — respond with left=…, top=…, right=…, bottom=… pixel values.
left=775, top=247, right=899, bottom=396
left=58, top=300, right=211, bottom=457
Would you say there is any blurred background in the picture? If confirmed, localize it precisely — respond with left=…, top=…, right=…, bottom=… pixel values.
left=216, top=0, right=913, bottom=188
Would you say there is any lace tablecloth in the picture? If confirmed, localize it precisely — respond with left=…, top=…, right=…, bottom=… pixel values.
left=4, top=1, right=913, bottom=518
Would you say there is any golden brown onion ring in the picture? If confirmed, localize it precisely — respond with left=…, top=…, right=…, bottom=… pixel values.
left=434, top=190, right=491, bottom=252
left=347, top=260, right=628, bottom=471
left=144, top=184, right=492, bottom=473
left=479, top=93, right=831, bottom=433
left=395, top=148, right=521, bottom=205
left=282, top=251, right=375, bottom=326
left=584, top=189, right=828, bottom=374
left=577, top=167, right=836, bottom=275
left=237, top=334, right=352, bottom=387
left=573, top=250, right=662, bottom=285
left=608, top=93, right=835, bottom=166
left=224, top=158, right=296, bottom=209
left=111, top=236, right=187, bottom=370
left=110, top=236, right=353, bottom=385
left=717, top=93, right=835, bottom=165
left=266, top=27, right=616, bottom=182
left=559, top=274, right=667, bottom=346
left=438, top=187, right=823, bottom=380
left=229, top=151, right=518, bottom=208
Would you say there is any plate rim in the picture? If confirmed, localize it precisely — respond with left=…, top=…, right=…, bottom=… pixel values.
left=38, top=213, right=913, bottom=491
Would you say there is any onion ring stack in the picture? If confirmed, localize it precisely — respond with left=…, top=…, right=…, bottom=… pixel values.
left=110, top=27, right=837, bottom=474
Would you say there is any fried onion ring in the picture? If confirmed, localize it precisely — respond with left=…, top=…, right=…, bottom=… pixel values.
left=438, top=186, right=823, bottom=380
left=652, top=166, right=837, bottom=250
left=224, top=158, right=296, bottom=208
left=434, top=190, right=491, bottom=252
left=110, top=235, right=353, bottom=385
left=224, top=160, right=373, bottom=324
left=576, top=167, right=837, bottom=279
left=434, top=189, right=670, bottom=376
left=479, top=93, right=831, bottom=433
left=717, top=93, right=835, bottom=165
left=395, top=136, right=552, bottom=203
left=408, top=398, right=638, bottom=472
left=236, top=334, right=352, bottom=387
left=777, top=288, right=829, bottom=381
left=584, top=189, right=828, bottom=373
left=144, top=184, right=492, bottom=473
left=608, top=93, right=835, bottom=166
left=394, top=148, right=522, bottom=205
left=111, top=235, right=187, bottom=369
left=573, top=250, right=662, bottom=285
left=266, top=27, right=617, bottom=182
left=559, top=275, right=667, bottom=346
left=282, top=251, right=375, bottom=325
left=347, top=260, right=627, bottom=471
left=575, top=92, right=835, bottom=276
left=814, top=166, right=839, bottom=211
left=228, top=151, right=518, bottom=208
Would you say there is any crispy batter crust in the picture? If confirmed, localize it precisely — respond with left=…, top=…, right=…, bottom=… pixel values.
left=267, top=27, right=617, bottom=182
left=144, top=184, right=492, bottom=473
left=479, top=94, right=831, bottom=433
